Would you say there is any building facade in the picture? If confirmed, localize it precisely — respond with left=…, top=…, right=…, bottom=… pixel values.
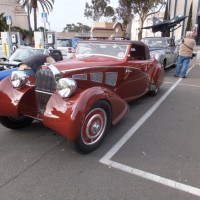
left=132, top=0, right=200, bottom=41
left=168, top=0, right=200, bottom=40
left=0, top=0, right=28, bottom=30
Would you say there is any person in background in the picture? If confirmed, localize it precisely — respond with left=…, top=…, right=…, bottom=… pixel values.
left=174, top=31, right=196, bottom=78
left=18, top=54, right=56, bottom=75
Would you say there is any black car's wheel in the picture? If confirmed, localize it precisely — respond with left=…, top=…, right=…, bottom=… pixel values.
left=0, top=116, right=34, bottom=129
left=71, top=100, right=111, bottom=154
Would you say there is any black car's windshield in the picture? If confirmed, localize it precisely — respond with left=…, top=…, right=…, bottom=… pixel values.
left=9, top=48, right=48, bottom=62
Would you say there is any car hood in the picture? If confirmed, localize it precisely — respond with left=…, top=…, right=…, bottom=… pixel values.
left=53, top=56, right=124, bottom=73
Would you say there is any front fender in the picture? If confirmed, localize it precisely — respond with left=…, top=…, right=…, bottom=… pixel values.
left=0, top=76, right=36, bottom=116
left=43, top=86, right=129, bottom=140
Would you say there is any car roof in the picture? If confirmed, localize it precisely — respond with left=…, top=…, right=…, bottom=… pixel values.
left=142, top=37, right=171, bottom=39
left=78, top=39, right=143, bottom=45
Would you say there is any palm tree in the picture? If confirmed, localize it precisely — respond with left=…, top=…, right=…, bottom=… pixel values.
left=0, top=13, right=8, bottom=32
left=18, top=0, right=54, bottom=31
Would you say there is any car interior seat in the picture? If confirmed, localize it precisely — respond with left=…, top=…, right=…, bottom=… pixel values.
left=49, top=50, right=63, bottom=61
left=129, top=42, right=150, bottom=60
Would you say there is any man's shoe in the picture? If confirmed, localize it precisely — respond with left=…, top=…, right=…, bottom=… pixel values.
left=174, top=74, right=179, bottom=77
left=182, top=76, right=187, bottom=78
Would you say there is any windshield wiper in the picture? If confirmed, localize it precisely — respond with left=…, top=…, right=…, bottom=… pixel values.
left=89, top=43, right=97, bottom=48
left=113, top=44, right=123, bottom=50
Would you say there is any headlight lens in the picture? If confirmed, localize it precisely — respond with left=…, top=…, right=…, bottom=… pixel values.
left=56, top=78, right=77, bottom=98
left=10, top=71, right=29, bottom=88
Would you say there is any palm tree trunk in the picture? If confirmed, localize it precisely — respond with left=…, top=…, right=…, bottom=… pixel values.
left=31, top=0, right=38, bottom=30
left=34, top=7, right=37, bottom=30
left=27, top=5, right=31, bottom=31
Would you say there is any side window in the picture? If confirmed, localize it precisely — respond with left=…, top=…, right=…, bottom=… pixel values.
left=168, top=39, right=175, bottom=47
left=129, top=44, right=146, bottom=60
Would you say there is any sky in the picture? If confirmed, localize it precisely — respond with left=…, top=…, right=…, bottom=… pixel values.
left=33, top=0, right=119, bottom=32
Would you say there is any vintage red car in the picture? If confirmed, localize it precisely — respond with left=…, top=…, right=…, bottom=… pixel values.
left=0, top=40, right=164, bottom=153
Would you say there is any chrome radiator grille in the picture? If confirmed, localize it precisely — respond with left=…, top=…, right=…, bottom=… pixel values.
left=35, top=68, right=57, bottom=114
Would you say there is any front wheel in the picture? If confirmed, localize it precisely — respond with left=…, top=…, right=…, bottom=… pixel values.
left=0, top=116, right=34, bottom=129
left=71, top=100, right=111, bottom=154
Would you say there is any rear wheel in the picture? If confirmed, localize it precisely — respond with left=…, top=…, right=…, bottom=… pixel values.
left=71, top=100, right=111, bottom=154
left=163, top=59, right=167, bottom=70
left=149, top=84, right=159, bottom=96
left=0, top=116, right=33, bottom=129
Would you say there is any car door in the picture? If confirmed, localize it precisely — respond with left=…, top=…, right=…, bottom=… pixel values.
left=119, top=61, right=150, bottom=102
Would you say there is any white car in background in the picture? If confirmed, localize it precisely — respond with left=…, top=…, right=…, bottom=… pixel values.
left=56, top=37, right=80, bottom=58
left=142, top=37, right=178, bottom=70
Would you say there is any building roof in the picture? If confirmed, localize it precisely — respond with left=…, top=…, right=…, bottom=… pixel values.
left=91, top=22, right=125, bottom=31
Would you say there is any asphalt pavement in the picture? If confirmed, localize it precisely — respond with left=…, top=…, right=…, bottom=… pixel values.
left=0, top=58, right=200, bottom=200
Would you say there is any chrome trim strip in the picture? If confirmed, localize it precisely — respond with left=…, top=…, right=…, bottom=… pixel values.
left=24, top=115, right=42, bottom=121
left=35, top=90, right=53, bottom=95
left=48, top=64, right=61, bottom=81
left=61, top=65, right=122, bottom=73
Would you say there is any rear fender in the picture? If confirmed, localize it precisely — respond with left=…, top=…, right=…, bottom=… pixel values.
left=151, top=64, right=164, bottom=88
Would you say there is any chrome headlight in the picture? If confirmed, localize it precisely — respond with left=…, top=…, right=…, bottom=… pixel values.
left=10, top=71, right=29, bottom=88
left=56, top=78, right=77, bottom=98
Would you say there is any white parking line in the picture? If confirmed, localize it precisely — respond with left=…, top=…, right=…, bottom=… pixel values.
left=164, top=81, right=200, bottom=88
left=99, top=65, right=200, bottom=197
left=100, top=160, right=200, bottom=197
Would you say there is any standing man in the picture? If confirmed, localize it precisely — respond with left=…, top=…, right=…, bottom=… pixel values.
left=174, top=31, right=196, bottom=78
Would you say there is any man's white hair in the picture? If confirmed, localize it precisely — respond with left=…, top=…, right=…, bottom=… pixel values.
left=186, top=31, right=193, bottom=37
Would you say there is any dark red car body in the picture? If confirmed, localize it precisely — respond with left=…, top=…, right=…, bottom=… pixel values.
left=0, top=40, right=164, bottom=153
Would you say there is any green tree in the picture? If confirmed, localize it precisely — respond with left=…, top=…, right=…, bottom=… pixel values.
left=84, top=0, right=115, bottom=22
left=185, top=2, right=193, bottom=33
left=11, top=26, right=33, bottom=41
left=163, top=1, right=170, bottom=37
left=117, top=0, right=166, bottom=40
left=0, top=13, right=8, bottom=32
left=18, top=0, right=54, bottom=31
left=116, top=0, right=133, bottom=38
left=63, top=23, right=91, bottom=33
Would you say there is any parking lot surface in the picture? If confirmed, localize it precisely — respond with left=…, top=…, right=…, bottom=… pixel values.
left=0, top=59, right=200, bottom=200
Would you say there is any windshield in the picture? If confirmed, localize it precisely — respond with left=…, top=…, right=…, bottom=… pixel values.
left=9, top=48, right=48, bottom=62
left=76, top=42, right=129, bottom=59
left=142, top=38, right=167, bottom=48
left=57, top=39, right=71, bottom=47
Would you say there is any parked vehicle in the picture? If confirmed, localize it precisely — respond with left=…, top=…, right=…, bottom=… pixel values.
left=0, top=40, right=164, bottom=153
left=0, top=48, right=62, bottom=80
left=141, top=37, right=178, bottom=69
left=56, top=37, right=80, bottom=58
